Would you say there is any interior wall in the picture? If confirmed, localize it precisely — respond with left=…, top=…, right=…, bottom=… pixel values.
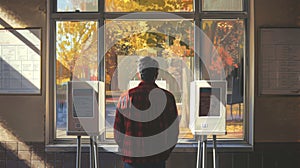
left=0, top=0, right=299, bottom=167
left=0, top=0, right=300, bottom=145
left=254, top=0, right=300, bottom=142
left=0, top=0, right=46, bottom=142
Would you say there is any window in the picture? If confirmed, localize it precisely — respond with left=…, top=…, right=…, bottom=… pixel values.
left=57, top=0, right=98, bottom=12
left=104, top=19, right=194, bottom=139
left=105, top=0, right=193, bottom=12
left=55, top=21, right=98, bottom=138
left=49, top=0, right=252, bottom=145
left=202, top=0, right=243, bottom=11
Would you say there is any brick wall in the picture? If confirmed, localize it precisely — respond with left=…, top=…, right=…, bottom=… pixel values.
left=0, top=142, right=300, bottom=168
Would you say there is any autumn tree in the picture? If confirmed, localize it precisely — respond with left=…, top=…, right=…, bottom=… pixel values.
left=56, top=21, right=97, bottom=84
left=105, top=0, right=192, bottom=12
left=104, top=20, right=194, bottom=90
left=202, top=20, right=244, bottom=78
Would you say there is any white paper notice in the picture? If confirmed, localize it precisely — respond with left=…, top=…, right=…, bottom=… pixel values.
left=72, top=89, right=94, bottom=118
left=260, top=28, right=300, bottom=95
left=0, top=29, right=41, bottom=94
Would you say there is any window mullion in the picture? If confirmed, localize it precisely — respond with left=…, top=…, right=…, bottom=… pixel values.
left=200, top=12, right=248, bottom=19
left=99, top=18, right=105, bottom=82
left=51, top=13, right=102, bottom=20
left=103, top=12, right=195, bottom=20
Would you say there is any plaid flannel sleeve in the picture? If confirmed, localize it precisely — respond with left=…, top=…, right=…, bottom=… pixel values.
left=114, top=101, right=125, bottom=149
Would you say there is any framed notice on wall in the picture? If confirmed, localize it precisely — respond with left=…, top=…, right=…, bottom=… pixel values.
left=259, top=28, right=300, bottom=95
left=0, top=28, right=41, bottom=94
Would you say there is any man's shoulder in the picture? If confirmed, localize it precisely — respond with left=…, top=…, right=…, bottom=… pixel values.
left=127, top=86, right=140, bottom=95
left=160, top=88, right=175, bottom=98
left=119, top=87, right=141, bottom=99
left=123, top=85, right=175, bottom=99
left=118, top=90, right=130, bottom=100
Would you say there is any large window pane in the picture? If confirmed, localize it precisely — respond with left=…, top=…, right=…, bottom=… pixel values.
left=202, top=0, right=243, bottom=11
left=104, top=19, right=194, bottom=139
left=202, top=19, right=245, bottom=139
left=57, top=0, right=98, bottom=12
left=55, top=21, right=98, bottom=138
left=105, top=0, right=193, bottom=12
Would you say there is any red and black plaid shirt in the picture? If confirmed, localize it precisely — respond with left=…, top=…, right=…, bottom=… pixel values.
left=114, top=81, right=179, bottom=164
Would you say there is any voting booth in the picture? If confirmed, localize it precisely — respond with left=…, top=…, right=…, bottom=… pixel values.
left=189, top=80, right=227, bottom=135
left=67, top=81, right=105, bottom=168
left=67, top=81, right=105, bottom=136
left=190, top=80, right=227, bottom=168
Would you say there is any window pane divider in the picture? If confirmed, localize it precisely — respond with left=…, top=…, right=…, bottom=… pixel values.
left=103, top=12, right=195, bottom=20
left=199, top=12, right=248, bottom=19
left=51, top=13, right=102, bottom=20
left=46, top=140, right=253, bottom=152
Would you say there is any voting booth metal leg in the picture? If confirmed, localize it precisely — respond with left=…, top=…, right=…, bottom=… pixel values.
left=196, top=135, right=218, bottom=168
left=196, top=137, right=201, bottom=168
left=202, top=136, right=207, bottom=168
left=90, top=136, right=99, bottom=168
left=90, top=137, right=94, bottom=168
left=76, top=136, right=82, bottom=168
left=93, top=136, right=99, bottom=168
left=196, top=135, right=207, bottom=168
left=212, top=135, right=218, bottom=168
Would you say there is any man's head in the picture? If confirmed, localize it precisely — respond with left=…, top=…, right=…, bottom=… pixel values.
left=138, top=56, right=159, bottom=82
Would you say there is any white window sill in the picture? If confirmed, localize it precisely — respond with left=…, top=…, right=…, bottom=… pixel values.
left=45, top=142, right=253, bottom=153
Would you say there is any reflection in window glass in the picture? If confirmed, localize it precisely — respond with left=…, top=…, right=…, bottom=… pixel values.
left=202, top=0, right=243, bottom=11
left=105, top=0, right=193, bottom=12
left=105, top=20, right=194, bottom=139
left=202, top=20, right=245, bottom=139
left=55, top=21, right=98, bottom=138
left=57, top=0, right=98, bottom=12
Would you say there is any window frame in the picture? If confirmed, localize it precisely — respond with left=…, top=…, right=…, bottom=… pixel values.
left=46, top=0, right=254, bottom=150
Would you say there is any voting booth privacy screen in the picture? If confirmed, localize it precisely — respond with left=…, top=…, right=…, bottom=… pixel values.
left=189, top=80, right=227, bottom=135
left=67, top=81, right=105, bottom=136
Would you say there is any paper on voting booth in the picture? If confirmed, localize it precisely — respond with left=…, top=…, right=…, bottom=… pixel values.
left=199, top=87, right=220, bottom=117
left=72, top=88, right=94, bottom=118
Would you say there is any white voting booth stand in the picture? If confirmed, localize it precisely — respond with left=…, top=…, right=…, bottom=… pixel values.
left=190, top=80, right=227, bottom=168
left=67, top=81, right=105, bottom=168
